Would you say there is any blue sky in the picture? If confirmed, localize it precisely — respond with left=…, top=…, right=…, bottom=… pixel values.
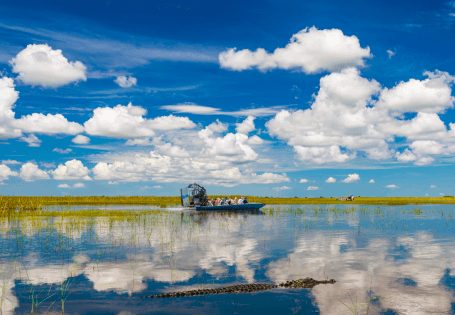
left=1, top=0, right=455, bottom=197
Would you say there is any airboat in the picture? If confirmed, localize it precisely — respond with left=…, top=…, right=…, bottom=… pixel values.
left=180, top=183, right=266, bottom=211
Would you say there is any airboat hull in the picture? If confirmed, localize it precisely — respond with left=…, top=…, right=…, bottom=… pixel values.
left=195, top=203, right=266, bottom=211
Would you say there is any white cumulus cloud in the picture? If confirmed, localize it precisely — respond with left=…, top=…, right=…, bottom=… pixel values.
left=430, top=185, right=437, bottom=188
left=410, top=140, right=446, bottom=155
left=51, top=159, right=92, bottom=181
left=72, top=135, right=90, bottom=144
left=10, top=44, right=86, bottom=88
left=396, top=149, right=417, bottom=163
left=154, top=142, right=190, bottom=158
left=325, top=177, right=336, bottom=183
left=377, top=70, right=455, bottom=114
left=20, top=162, right=50, bottom=181
left=299, top=179, right=309, bottom=183
left=342, top=173, right=360, bottom=183
left=57, top=183, right=85, bottom=188
left=266, top=68, right=383, bottom=164
left=0, top=77, right=21, bottom=140
left=114, top=76, right=137, bottom=88
left=219, top=27, right=372, bottom=73
left=414, top=156, right=435, bottom=166
left=20, top=134, right=41, bottom=147
left=386, top=184, right=399, bottom=189
left=249, top=172, right=290, bottom=184
left=198, top=126, right=258, bottom=163
left=126, top=137, right=190, bottom=157
left=53, top=148, right=72, bottom=154
left=246, top=135, right=264, bottom=145
left=92, top=152, right=171, bottom=182
left=148, top=115, right=196, bottom=131
left=369, top=179, right=375, bottom=183
left=236, top=116, right=255, bottom=134
left=84, top=103, right=195, bottom=138
left=264, top=66, right=455, bottom=167
left=395, top=140, right=453, bottom=166
left=0, top=164, right=19, bottom=182
left=1, top=160, right=21, bottom=165
left=307, top=186, right=319, bottom=190
left=0, top=77, right=84, bottom=138
left=273, top=185, right=291, bottom=191
left=125, top=138, right=154, bottom=146
left=13, top=113, right=84, bottom=135
left=294, top=145, right=354, bottom=165
left=207, top=119, right=228, bottom=133
left=90, top=150, right=289, bottom=187
left=84, top=103, right=154, bottom=138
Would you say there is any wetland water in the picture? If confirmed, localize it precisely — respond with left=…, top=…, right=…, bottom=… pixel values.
left=1, top=204, right=455, bottom=314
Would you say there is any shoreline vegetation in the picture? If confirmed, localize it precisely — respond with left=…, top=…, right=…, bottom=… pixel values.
left=1, top=195, right=454, bottom=213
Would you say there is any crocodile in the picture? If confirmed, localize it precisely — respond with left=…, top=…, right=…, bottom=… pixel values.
left=138, top=277, right=336, bottom=299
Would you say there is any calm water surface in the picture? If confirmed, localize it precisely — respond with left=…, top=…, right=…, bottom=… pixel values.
left=1, top=204, right=455, bottom=315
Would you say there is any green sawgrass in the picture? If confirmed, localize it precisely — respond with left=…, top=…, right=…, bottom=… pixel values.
left=247, top=196, right=455, bottom=205
left=0, top=196, right=180, bottom=213
left=1, top=208, right=163, bottom=218
left=2, top=196, right=455, bottom=214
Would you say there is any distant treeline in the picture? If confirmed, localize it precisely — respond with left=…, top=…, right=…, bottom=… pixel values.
left=1, top=195, right=455, bottom=213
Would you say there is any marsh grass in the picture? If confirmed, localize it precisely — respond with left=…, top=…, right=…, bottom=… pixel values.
left=22, top=266, right=56, bottom=314
left=2, top=205, right=453, bottom=242
left=0, top=196, right=180, bottom=213
left=339, top=275, right=390, bottom=315
left=2, top=195, right=455, bottom=214
left=248, top=196, right=455, bottom=206
left=339, top=288, right=388, bottom=315
left=57, top=272, right=74, bottom=314
left=339, top=288, right=385, bottom=315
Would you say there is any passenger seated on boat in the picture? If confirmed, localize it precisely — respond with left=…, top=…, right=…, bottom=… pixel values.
left=233, top=197, right=238, bottom=204
left=238, top=197, right=247, bottom=204
left=238, top=197, right=244, bottom=204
